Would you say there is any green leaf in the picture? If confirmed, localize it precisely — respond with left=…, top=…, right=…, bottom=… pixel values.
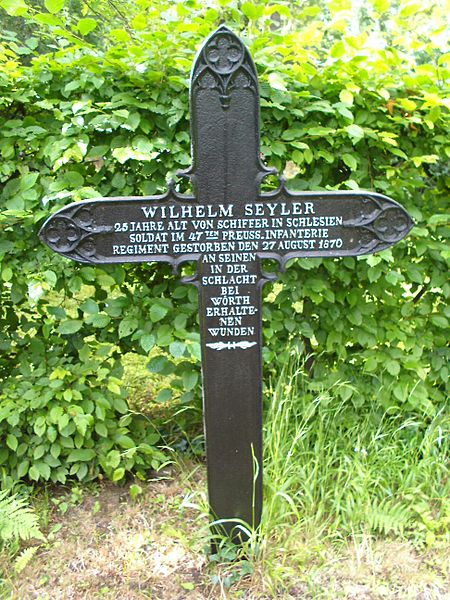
left=28, top=465, right=40, bottom=481
left=307, top=127, right=336, bottom=136
left=241, top=1, right=263, bottom=19
left=112, top=467, right=125, bottom=482
left=6, top=434, right=18, bottom=451
left=182, top=370, right=198, bottom=391
left=169, top=341, right=186, bottom=359
left=20, top=172, right=39, bottom=190
left=130, top=484, right=143, bottom=501
left=90, top=313, right=111, bottom=328
left=95, top=422, right=108, bottom=437
left=34, top=12, right=61, bottom=25
left=140, top=334, right=155, bottom=353
left=268, top=72, right=287, bottom=91
left=58, top=414, right=69, bottom=432
left=406, top=264, right=423, bottom=284
left=44, top=270, right=57, bottom=287
left=36, top=462, right=51, bottom=479
left=155, top=388, right=172, bottom=403
left=337, top=105, right=354, bottom=121
left=118, top=317, right=138, bottom=338
left=106, top=450, right=121, bottom=469
left=80, top=299, right=98, bottom=314
left=150, top=303, right=168, bottom=322
left=50, top=443, right=61, bottom=459
left=77, top=17, right=97, bottom=35
left=339, top=90, right=354, bottom=105
left=115, top=435, right=135, bottom=449
left=338, top=386, right=353, bottom=401
left=124, top=112, right=141, bottom=131
left=112, top=396, right=128, bottom=414
left=364, top=356, right=378, bottom=372
left=342, top=153, right=357, bottom=170
left=96, top=272, right=116, bottom=287
left=66, top=449, right=96, bottom=462
left=44, top=0, right=64, bottom=13
left=1, top=267, right=13, bottom=282
left=386, top=360, right=400, bottom=376
left=347, top=307, right=362, bottom=326
left=147, top=355, right=174, bottom=375
left=281, top=130, right=307, bottom=142
left=330, top=40, right=345, bottom=58
left=107, top=381, right=121, bottom=395
left=58, top=320, right=82, bottom=335
left=34, top=445, right=45, bottom=460
left=431, top=315, right=447, bottom=328
left=393, top=382, right=408, bottom=402
left=398, top=98, right=417, bottom=112
left=345, top=124, right=365, bottom=142
left=112, top=147, right=157, bottom=164
left=156, top=325, right=173, bottom=346
left=17, top=460, right=29, bottom=478
left=1, top=0, right=28, bottom=16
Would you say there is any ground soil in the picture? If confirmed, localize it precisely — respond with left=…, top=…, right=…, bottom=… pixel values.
left=2, top=470, right=449, bottom=600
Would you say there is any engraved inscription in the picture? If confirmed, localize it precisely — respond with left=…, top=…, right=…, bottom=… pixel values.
left=40, top=188, right=413, bottom=349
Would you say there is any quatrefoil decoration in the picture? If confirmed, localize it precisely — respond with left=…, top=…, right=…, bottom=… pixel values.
left=373, top=207, right=410, bottom=243
left=204, top=33, right=244, bottom=74
left=44, top=217, right=81, bottom=252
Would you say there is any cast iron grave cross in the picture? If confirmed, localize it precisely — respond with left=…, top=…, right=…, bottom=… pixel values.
left=39, top=27, right=413, bottom=542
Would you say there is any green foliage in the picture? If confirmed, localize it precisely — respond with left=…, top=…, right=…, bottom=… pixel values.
left=0, top=343, right=166, bottom=483
left=13, top=545, right=40, bottom=574
left=261, top=353, right=449, bottom=546
left=0, top=0, right=448, bottom=485
left=0, top=489, right=44, bottom=545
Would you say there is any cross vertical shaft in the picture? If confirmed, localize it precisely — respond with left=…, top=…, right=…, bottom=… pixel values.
left=188, top=27, right=270, bottom=538
left=198, top=257, right=264, bottom=539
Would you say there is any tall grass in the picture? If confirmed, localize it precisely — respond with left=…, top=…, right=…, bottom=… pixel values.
left=190, top=351, right=448, bottom=596
left=259, top=352, right=449, bottom=552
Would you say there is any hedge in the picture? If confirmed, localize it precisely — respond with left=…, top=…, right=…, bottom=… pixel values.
left=0, top=0, right=448, bottom=484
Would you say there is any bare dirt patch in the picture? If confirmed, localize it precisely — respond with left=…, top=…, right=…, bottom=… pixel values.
left=8, top=474, right=209, bottom=600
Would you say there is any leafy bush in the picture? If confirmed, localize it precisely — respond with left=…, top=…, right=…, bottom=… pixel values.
left=0, top=0, right=448, bottom=483
left=0, top=343, right=165, bottom=484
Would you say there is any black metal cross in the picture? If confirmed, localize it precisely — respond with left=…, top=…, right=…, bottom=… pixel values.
left=39, top=26, right=413, bottom=543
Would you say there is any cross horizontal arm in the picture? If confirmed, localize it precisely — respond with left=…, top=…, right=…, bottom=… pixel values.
left=39, top=186, right=198, bottom=266
left=257, top=183, right=413, bottom=265
left=39, top=182, right=413, bottom=267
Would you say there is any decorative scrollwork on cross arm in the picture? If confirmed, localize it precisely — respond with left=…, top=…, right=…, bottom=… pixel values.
left=40, top=207, right=99, bottom=261
left=44, top=216, right=82, bottom=253
left=344, top=197, right=413, bottom=254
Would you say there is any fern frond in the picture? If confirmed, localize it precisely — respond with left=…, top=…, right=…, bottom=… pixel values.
left=0, top=490, right=44, bottom=544
left=14, top=546, right=40, bottom=574
left=368, top=497, right=413, bottom=536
